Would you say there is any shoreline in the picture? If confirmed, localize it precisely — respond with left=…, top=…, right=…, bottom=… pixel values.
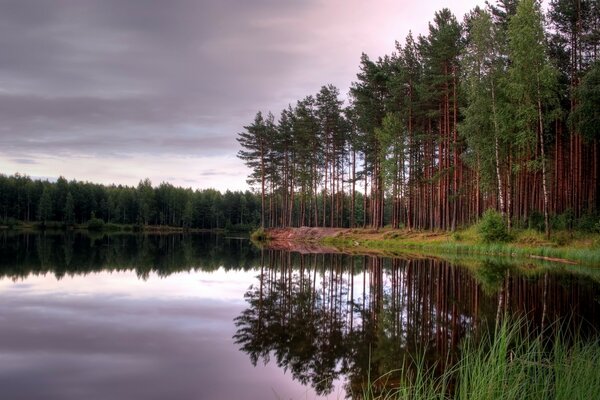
left=261, top=227, right=600, bottom=266
left=0, top=222, right=242, bottom=234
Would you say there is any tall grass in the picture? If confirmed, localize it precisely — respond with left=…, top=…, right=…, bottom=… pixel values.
left=363, top=320, right=600, bottom=400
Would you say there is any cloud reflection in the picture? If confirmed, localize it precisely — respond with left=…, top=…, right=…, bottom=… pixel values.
left=0, top=270, right=336, bottom=400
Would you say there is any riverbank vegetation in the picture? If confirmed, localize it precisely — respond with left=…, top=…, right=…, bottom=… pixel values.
left=256, top=222, right=600, bottom=266
left=362, top=320, right=600, bottom=400
left=237, top=0, right=600, bottom=235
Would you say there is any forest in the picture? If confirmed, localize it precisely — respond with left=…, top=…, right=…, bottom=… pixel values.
left=0, top=174, right=262, bottom=230
left=237, top=0, right=600, bottom=235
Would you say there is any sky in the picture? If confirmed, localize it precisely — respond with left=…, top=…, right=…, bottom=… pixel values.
left=0, top=0, right=484, bottom=192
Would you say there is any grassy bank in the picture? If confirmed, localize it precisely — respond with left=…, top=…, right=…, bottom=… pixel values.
left=257, top=224, right=600, bottom=265
left=320, top=226, right=600, bottom=266
left=361, top=320, right=600, bottom=400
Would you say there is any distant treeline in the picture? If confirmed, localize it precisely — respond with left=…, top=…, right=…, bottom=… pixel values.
left=0, top=174, right=262, bottom=230
left=238, top=0, right=600, bottom=234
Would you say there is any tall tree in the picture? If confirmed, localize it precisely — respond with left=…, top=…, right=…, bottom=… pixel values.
left=461, top=7, right=509, bottom=222
left=37, top=186, right=53, bottom=225
left=64, top=192, right=75, bottom=226
left=350, top=54, right=392, bottom=228
left=419, top=8, right=463, bottom=230
left=237, top=112, right=272, bottom=228
left=508, top=0, right=559, bottom=237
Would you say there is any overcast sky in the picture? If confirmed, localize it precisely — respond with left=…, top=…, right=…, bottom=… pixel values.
left=0, top=0, right=485, bottom=191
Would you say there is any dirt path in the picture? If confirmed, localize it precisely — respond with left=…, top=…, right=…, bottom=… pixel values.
left=263, top=227, right=348, bottom=253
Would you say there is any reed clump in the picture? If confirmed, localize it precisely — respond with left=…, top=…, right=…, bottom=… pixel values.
left=362, top=320, right=600, bottom=400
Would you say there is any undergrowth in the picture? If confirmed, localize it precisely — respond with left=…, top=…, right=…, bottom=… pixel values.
left=360, top=320, right=600, bottom=400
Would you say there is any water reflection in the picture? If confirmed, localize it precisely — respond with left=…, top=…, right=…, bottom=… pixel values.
left=1, top=232, right=599, bottom=399
left=0, top=231, right=260, bottom=279
left=233, top=251, right=600, bottom=397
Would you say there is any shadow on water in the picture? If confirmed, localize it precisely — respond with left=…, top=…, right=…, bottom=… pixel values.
left=232, top=251, right=600, bottom=398
left=1, top=231, right=599, bottom=398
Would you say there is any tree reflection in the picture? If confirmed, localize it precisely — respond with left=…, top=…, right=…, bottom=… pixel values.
left=0, top=231, right=261, bottom=278
left=234, top=252, right=600, bottom=398
left=1, top=231, right=598, bottom=397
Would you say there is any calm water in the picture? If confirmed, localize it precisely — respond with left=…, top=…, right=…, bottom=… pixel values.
left=0, top=232, right=599, bottom=399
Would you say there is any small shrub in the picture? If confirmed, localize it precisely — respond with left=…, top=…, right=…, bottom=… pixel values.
left=575, top=212, right=600, bottom=232
left=552, top=231, right=571, bottom=246
left=515, top=229, right=547, bottom=246
left=551, top=209, right=574, bottom=231
left=103, top=223, right=122, bottom=232
left=251, top=228, right=268, bottom=241
left=5, top=218, right=18, bottom=229
left=527, top=210, right=545, bottom=232
left=87, top=217, right=105, bottom=231
left=478, top=209, right=509, bottom=243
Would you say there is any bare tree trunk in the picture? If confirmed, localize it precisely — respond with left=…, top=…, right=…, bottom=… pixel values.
left=492, top=83, right=505, bottom=216
left=537, top=81, right=550, bottom=238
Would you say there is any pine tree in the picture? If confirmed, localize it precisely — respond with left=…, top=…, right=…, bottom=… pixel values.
left=37, top=186, right=53, bottom=225
left=64, top=192, right=75, bottom=226
left=237, top=112, right=272, bottom=228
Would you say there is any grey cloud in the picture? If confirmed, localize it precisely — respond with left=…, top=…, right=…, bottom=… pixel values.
left=0, top=0, right=319, bottom=159
left=10, top=158, right=37, bottom=165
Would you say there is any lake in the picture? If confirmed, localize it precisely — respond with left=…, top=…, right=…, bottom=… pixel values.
left=1, top=232, right=598, bottom=399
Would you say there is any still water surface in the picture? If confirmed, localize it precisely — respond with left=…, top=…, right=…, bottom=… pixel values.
left=0, top=232, right=598, bottom=399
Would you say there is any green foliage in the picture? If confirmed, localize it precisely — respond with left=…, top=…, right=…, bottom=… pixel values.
left=551, top=209, right=574, bottom=231
left=64, top=192, right=75, bottom=226
left=473, top=260, right=510, bottom=293
left=552, top=231, right=571, bottom=246
left=575, top=212, right=600, bottom=233
left=86, top=217, right=105, bottom=231
left=364, top=320, right=600, bottom=400
left=0, top=173, right=263, bottom=230
left=452, top=231, right=463, bottom=242
left=515, top=229, right=548, bottom=246
left=571, top=62, right=600, bottom=141
left=478, top=209, right=509, bottom=243
left=103, top=223, right=123, bottom=232
left=37, top=187, right=53, bottom=224
left=527, top=210, right=545, bottom=232
left=2, top=217, right=19, bottom=229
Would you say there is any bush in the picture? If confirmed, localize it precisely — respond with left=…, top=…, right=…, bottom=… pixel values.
left=552, top=231, right=572, bottom=246
left=103, top=223, right=122, bottom=232
left=478, top=209, right=509, bottom=243
left=452, top=231, right=463, bottom=242
left=250, top=228, right=268, bottom=241
left=527, top=210, right=545, bottom=232
left=87, top=217, right=105, bottom=231
left=576, top=212, right=600, bottom=233
left=551, top=209, right=574, bottom=231
left=5, top=218, right=18, bottom=229
left=515, top=229, right=547, bottom=246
